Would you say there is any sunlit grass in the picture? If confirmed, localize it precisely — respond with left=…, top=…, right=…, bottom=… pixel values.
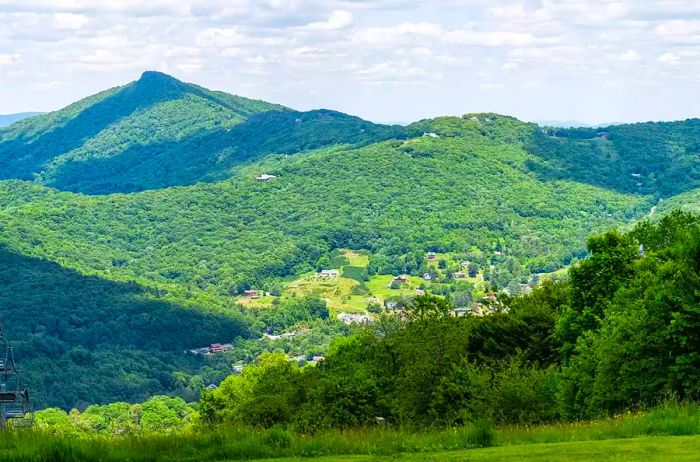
left=2, top=402, right=698, bottom=461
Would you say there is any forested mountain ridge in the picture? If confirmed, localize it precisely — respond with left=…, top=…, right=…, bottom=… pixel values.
left=3, top=73, right=700, bottom=409
left=0, top=112, right=43, bottom=128
left=0, top=72, right=406, bottom=194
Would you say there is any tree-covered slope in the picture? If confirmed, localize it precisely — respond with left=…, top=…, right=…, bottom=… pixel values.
left=528, top=120, right=700, bottom=197
left=0, top=72, right=407, bottom=194
left=0, top=112, right=43, bottom=128
left=0, top=245, right=250, bottom=409
left=0, top=115, right=654, bottom=308
left=0, top=71, right=283, bottom=185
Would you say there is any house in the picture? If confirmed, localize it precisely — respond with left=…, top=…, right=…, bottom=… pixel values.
left=318, top=269, right=340, bottom=278
left=209, top=343, right=224, bottom=354
left=243, top=289, right=260, bottom=299
left=385, top=301, right=399, bottom=310
left=338, top=313, right=372, bottom=325
left=460, top=261, right=469, bottom=268
left=393, top=275, right=409, bottom=283
left=416, top=289, right=426, bottom=296
left=427, top=252, right=436, bottom=260
left=494, top=250, right=504, bottom=256
left=312, top=355, right=325, bottom=362
left=233, top=365, right=244, bottom=374
left=366, top=297, right=381, bottom=304
left=256, top=173, right=277, bottom=182
left=453, top=272, right=468, bottom=279
left=451, top=308, right=471, bottom=317
left=485, top=293, right=498, bottom=301
left=422, top=273, right=432, bottom=281
left=422, top=132, right=440, bottom=138
left=206, top=384, right=218, bottom=391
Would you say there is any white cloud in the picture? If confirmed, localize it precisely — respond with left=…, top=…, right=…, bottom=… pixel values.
left=655, top=20, right=700, bottom=42
left=444, top=30, right=550, bottom=47
left=2, top=0, right=700, bottom=123
left=0, top=53, right=19, bottom=66
left=353, top=22, right=443, bottom=47
left=303, top=10, right=352, bottom=31
left=53, top=13, right=89, bottom=29
left=619, top=49, right=641, bottom=62
left=657, top=52, right=681, bottom=65
left=354, top=60, right=436, bottom=83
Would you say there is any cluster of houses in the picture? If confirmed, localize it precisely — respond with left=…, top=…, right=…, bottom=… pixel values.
left=338, top=312, right=373, bottom=325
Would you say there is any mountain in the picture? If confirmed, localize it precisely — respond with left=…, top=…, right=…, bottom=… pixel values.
left=0, top=112, right=43, bottom=127
left=0, top=72, right=405, bottom=194
left=2, top=72, right=700, bottom=408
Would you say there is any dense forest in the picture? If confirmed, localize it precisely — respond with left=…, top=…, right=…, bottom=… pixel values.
left=30, top=212, right=700, bottom=435
left=1, top=72, right=700, bottom=410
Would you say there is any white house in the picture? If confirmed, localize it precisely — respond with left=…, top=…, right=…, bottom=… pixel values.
left=319, top=269, right=340, bottom=278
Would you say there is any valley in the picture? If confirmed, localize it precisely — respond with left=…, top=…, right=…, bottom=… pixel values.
left=1, top=72, right=698, bottom=409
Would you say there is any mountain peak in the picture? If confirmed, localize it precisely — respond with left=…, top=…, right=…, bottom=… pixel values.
left=130, top=71, right=192, bottom=99
left=138, top=70, right=181, bottom=83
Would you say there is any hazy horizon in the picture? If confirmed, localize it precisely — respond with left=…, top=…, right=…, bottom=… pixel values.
left=2, top=1, right=700, bottom=125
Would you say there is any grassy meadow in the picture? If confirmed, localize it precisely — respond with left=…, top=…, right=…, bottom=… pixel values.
left=4, top=403, right=700, bottom=461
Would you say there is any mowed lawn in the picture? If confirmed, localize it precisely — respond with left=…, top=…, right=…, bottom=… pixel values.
left=262, top=435, right=700, bottom=462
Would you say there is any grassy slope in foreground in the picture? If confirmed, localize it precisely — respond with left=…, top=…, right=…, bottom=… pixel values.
left=267, top=436, right=700, bottom=461
left=15, top=403, right=700, bottom=461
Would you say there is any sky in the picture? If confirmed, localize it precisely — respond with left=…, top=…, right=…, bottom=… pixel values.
left=1, top=0, right=700, bottom=125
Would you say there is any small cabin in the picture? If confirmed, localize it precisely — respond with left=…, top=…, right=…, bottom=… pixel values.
left=453, top=272, right=468, bottom=279
left=256, top=174, right=277, bottom=182
left=318, top=269, right=340, bottom=278
left=243, top=289, right=260, bottom=299
left=452, top=308, right=471, bottom=317
left=393, top=275, right=409, bottom=283
left=209, top=343, right=224, bottom=354
left=427, top=252, right=436, bottom=261
left=416, top=289, right=426, bottom=296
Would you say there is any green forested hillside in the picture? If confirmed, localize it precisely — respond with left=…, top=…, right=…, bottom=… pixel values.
left=0, top=72, right=405, bottom=194
left=0, top=112, right=43, bottom=128
left=529, top=120, right=700, bottom=196
left=2, top=73, right=700, bottom=411
left=0, top=71, right=283, bottom=188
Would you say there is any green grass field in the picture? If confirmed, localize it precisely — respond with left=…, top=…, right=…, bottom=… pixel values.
left=265, top=435, right=700, bottom=461
left=8, top=403, right=697, bottom=462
